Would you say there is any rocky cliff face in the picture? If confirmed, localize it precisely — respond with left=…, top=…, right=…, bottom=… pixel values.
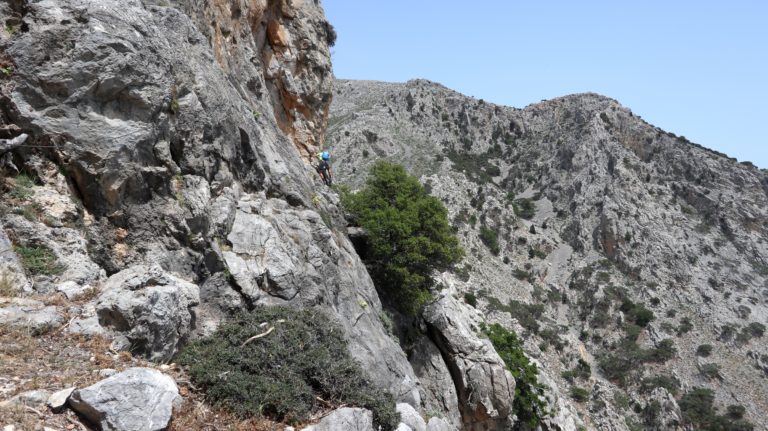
left=0, top=1, right=445, bottom=429
left=328, top=79, right=768, bottom=430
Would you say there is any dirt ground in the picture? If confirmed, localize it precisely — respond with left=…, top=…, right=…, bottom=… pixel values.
left=0, top=321, right=295, bottom=431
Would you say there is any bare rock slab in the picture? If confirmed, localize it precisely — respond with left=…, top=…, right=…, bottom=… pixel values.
left=68, top=367, right=179, bottom=431
left=302, top=407, right=374, bottom=431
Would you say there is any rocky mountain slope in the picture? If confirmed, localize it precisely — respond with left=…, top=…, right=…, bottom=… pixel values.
left=0, top=1, right=532, bottom=431
left=328, top=79, right=768, bottom=430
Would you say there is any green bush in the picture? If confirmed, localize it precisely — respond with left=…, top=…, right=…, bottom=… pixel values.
left=570, top=386, right=590, bottom=403
left=479, top=225, right=500, bottom=255
left=514, top=198, right=536, bottom=219
left=464, top=292, right=477, bottom=308
left=482, top=323, right=548, bottom=428
left=679, top=388, right=754, bottom=430
left=640, top=375, right=680, bottom=396
left=177, top=307, right=399, bottom=430
left=14, top=244, right=65, bottom=276
left=696, top=344, right=713, bottom=357
left=620, top=299, right=655, bottom=327
left=342, top=162, right=464, bottom=315
left=700, top=363, right=721, bottom=379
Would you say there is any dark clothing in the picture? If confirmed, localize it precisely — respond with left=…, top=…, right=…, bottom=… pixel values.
left=317, top=160, right=332, bottom=186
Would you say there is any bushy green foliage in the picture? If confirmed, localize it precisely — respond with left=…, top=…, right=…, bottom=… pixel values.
left=598, top=338, right=676, bottom=386
left=561, top=359, right=591, bottom=382
left=178, top=307, right=399, bottom=430
left=640, top=375, right=680, bottom=396
left=514, top=198, right=536, bottom=219
left=569, top=386, right=590, bottom=403
left=619, top=299, right=655, bottom=327
left=14, top=244, right=65, bottom=276
left=696, top=344, right=713, bottom=357
left=482, top=323, right=548, bottom=428
left=463, top=291, right=477, bottom=307
left=479, top=225, right=500, bottom=255
left=679, top=388, right=753, bottom=430
left=342, top=162, right=464, bottom=315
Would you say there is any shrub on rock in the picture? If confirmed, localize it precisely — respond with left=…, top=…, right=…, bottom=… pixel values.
left=341, top=161, right=463, bottom=315
left=177, top=306, right=399, bottom=430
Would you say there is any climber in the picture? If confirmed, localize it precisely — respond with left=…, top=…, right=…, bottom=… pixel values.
left=315, top=151, right=332, bottom=186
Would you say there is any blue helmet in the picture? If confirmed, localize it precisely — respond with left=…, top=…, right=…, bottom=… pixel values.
left=321, top=151, right=330, bottom=160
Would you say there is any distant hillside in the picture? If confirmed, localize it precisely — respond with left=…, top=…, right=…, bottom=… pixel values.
left=328, top=78, right=768, bottom=430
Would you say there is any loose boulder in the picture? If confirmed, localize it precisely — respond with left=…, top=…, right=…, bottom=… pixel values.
left=68, top=368, right=179, bottom=431
left=95, top=265, right=199, bottom=361
left=302, top=407, right=375, bottom=431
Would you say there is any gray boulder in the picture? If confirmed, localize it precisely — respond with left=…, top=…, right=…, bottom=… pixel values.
left=95, top=265, right=199, bottom=361
left=423, top=294, right=516, bottom=430
left=302, top=407, right=374, bottom=431
left=0, top=297, right=63, bottom=334
left=68, top=368, right=179, bottom=431
left=397, top=403, right=426, bottom=431
left=426, top=417, right=457, bottom=431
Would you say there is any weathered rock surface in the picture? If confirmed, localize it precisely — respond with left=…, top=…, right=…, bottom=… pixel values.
left=47, top=386, right=75, bottom=413
left=0, top=297, right=63, bottom=333
left=68, top=368, right=179, bottom=431
left=423, top=294, right=516, bottom=430
left=397, top=403, right=426, bottom=431
left=302, top=407, right=374, bottom=431
left=95, top=265, right=199, bottom=361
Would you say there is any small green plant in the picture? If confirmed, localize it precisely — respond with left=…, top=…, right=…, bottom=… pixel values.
left=14, top=244, right=66, bottom=276
left=561, top=359, right=591, bottom=382
left=482, top=323, right=548, bottom=428
left=170, top=97, right=180, bottom=114
left=699, top=363, right=721, bottom=379
left=640, top=375, right=680, bottom=396
left=4, top=25, right=17, bottom=35
left=479, top=225, right=500, bottom=255
left=463, top=291, right=477, bottom=307
left=178, top=307, right=399, bottom=430
left=0, top=65, right=13, bottom=76
left=513, top=198, right=536, bottom=219
left=569, top=386, right=590, bottom=403
left=696, top=344, right=713, bottom=357
left=9, top=173, right=34, bottom=200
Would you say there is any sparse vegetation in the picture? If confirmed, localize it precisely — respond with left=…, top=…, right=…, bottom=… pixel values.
left=569, top=386, right=590, bottom=403
left=479, top=225, right=500, bottom=255
left=482, top=323, right=548, bottom=428
left=14, top=244, right=66, bottom=276
left=514, top=198, right=536, bottom=219
left=9, top=173, right=34, bottom=200
left=679, top=388, right=754, bottom=430
left=178, top=307, right=399, bottom=430
left=463, top=291, right=477, bottom=307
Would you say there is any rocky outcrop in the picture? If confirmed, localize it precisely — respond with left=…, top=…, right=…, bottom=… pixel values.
left=95, top=265, right=199, bottom=361
left=423, top=294, right=516, bottom=430
left=1, top=0, right=420, bottom=424
left=0, top=297, right=63, bottom=334
left=68, top=367, right=179, bottom=431
left=303, top=407, right=374, bottom=431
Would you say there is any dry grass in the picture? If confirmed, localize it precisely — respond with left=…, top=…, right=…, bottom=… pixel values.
left=0, top=324, right=294, bottom=430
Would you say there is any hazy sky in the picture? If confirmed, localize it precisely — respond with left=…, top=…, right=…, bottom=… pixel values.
left=323, top=1, right=768, bottom=169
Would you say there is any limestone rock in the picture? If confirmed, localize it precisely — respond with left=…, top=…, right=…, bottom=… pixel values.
left=0, top=389, right=51, bottom=408
left=397, top=403, right=426, bottom=431
left=0, top=297, right=63, bottom=334
left=47, top=387, right=75, bottom=412
left=95, top=265, right=199, bottom=361
left=68, top=368, right=179, bottom=431
left=302, top=407, right=374, bottom=431
left=423, top=294, right=515, bottom=430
